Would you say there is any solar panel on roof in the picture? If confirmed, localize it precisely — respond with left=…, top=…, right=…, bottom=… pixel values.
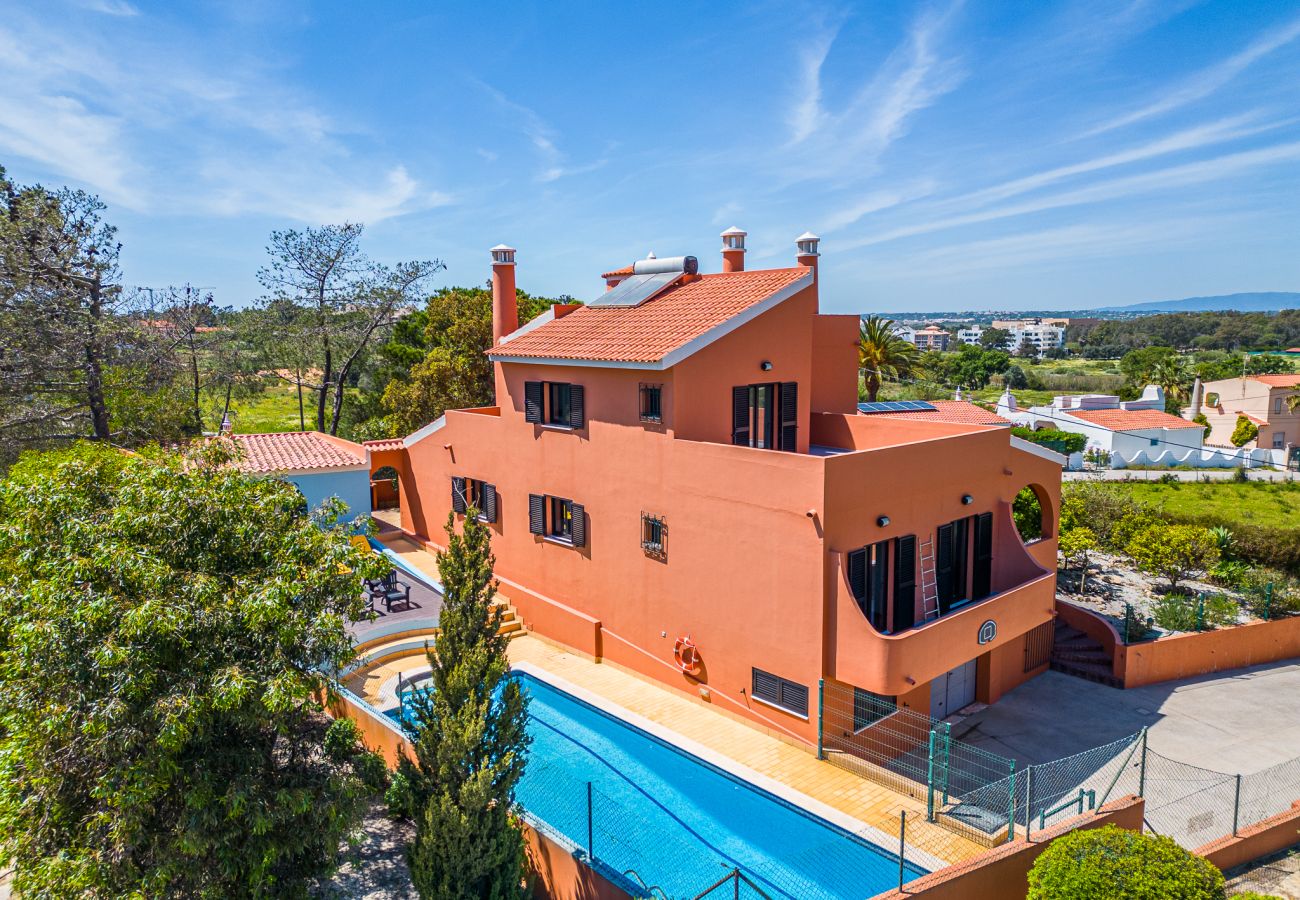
left=587, top=271, right=682, bottom=308
left=857, top=400, right=937, bottom=414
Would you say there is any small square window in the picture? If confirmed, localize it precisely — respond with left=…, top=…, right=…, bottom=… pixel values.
left=641, top=513, right=666, bottom=558
left=1273, top=432, right=1286, bottom=449
left=639, top=383, right=663, bottom=423
left=1275, top=398, right=1284, bottom=415
left=1150, top=438, right=1159, bottom=447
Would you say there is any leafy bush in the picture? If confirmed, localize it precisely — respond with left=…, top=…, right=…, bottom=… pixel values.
left=1152, top=592, right=1240, bottom=632
left=1209, top=559, right=1250, bottom=589
left=1126, top=524, right=1219, bottom=591
left=1026, top=824, right=1225, bottom=899
left=1014, top=486, right=1044, bottom=542
left=1012, top=426, right=1088, bottom=455
left=1231, top=415, right=1259, bottom=448
left=1232, top=465, right=1251, bottom=483
left=1193, top=412, right=1210, bottom=439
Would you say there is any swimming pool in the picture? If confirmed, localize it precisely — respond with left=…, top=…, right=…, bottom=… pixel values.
left=389, top=670, right=923, bottom=899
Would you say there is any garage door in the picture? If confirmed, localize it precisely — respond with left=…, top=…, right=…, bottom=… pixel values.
left=930, top=658, right=978, bottom=720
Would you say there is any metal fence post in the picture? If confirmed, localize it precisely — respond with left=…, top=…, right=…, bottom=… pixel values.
left=1006, top=760, right=1018, bottom=843
left=898, top=810, right=907, bottom=890
left=1196, top=593, right=1205, bottom=631
left=926, top=730, right=937, bottom=822
left=941, top=723, right=953, bottom=805
left=1123, top=602, right=1132, bottom=643
left=1265, top=581, right=1274, bottom=621
left=586, top=781, right=594, bottom=860
left=1025, top=765, right=1034, bottom=842
left=817, top=678, right=825, bottom=760
left=1232, top=774, right=1242, bottom=836
left=1138, top=730, right=1148, bottom=798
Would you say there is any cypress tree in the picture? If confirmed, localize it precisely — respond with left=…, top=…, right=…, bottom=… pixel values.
left=403, top=508, right=530, bottom=899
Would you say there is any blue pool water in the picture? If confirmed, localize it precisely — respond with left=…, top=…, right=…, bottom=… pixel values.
left=389, top=671, right=923, bottom=899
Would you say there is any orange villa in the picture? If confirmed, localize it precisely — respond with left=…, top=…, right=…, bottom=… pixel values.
left=377, top=228, right=1063, bottom=747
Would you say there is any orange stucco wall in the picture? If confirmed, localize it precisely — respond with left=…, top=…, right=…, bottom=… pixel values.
left=811, top=314, right=861, bottom=415
left=524, top=824, right=633, bottom=900
left=325, top=688, right=412, bottom=768
left=1195, top=800, right=1300, bottom=871
left=868, top=796, right=1146, bottom=900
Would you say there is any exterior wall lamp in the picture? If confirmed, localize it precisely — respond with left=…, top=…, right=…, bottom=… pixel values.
left=962, top=494, right=974, bottom=505
left=877, top=515, right=890, bottom=527
left=760, top=360, right=773, bottom=371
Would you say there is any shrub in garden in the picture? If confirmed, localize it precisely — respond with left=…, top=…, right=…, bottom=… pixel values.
left=1152, top=592, right=1240, bottom=632
left=1058, top=527, right=1098, bottom=592
left=1026, top=824, right=1225, bottom=899
left=1126, top=523, right=1219, bottom=592
left=1230, top=415, right=1259, bottom=448
left=1014, top=486, right=1044, bottom=542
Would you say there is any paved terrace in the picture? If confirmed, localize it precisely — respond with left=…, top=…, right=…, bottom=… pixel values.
left=347, top=534, right=444, bottom=647
left=346, top=628, right=987, bottom=866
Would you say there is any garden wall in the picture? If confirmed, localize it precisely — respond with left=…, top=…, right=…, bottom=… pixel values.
left=1195, top=800, right=1300, bottom=871
left=867, top=796, right=1146, bottom=900
left=1056, top=601, right=1300, bottom=688
left=524, top=824, right=632, bottom=900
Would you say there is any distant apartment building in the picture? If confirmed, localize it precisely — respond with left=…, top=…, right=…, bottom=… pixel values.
left=959, top=319, right=1066, bottom=356
left=377, top=228, right=1064, bottom=741
left=906, top=324, right=951, bottom=351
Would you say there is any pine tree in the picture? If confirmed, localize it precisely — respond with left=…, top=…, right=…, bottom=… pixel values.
left=403, top=508, right=530, bottom=900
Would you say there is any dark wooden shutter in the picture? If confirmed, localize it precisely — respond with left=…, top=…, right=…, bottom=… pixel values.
left=451, top=476, right=467, bottom=514
left=528, top=494, right=545, bottom=535
left=481, top=483, right=498, bottom=523
left=752, top=669, right=779, bottom=704
left=524, top=381, right=544, bottom=423
left=568, top=384, right=585, bottom=429
left=732, top=386, right=751, bottom=445
left=973, top=512, right=993, bottom=600
left=779, top=381, right=798, bottom=451
left=847, top=548, right=867, bottom=601
left=936, top=523, right=955, bottom=606
left=893, top=535, right=917, bottom=631
left=570, top=502, right=586, bottom=547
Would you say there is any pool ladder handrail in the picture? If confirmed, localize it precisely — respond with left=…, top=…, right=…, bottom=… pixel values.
left=692, top=867, right=773, bottom=900
left=622, top=868, right=670, bottom=900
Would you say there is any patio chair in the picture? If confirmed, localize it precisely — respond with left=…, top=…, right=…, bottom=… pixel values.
left=381, top=571, right=411, bottom=612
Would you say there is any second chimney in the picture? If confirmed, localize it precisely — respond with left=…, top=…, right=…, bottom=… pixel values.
left=490, top=244, right=518, bottom=344
left=795, top=232, right=820, bottom=270
left=721, top=227, right=746, bottom=273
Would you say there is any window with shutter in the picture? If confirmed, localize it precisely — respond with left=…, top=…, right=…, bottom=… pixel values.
left=451, top=476, right=467, bottom=514
left=751, top=668, right=808, bottom=717
left=639, top=384, right=663, bottom=423
left=524, top=381, right=544, bottom=423
left=847, top=548, right=867, bottom=601
left=568, top=384, right=585, bottom=429
left=481, top=483, right=498, bottom=524
left=570, top=502, right=586, bottom=547
left=731, top=386, right=750, bottom=445
left=528, top=494, right=545, bottom=535
left=867, top=540, right=889, bottom=633
left=779, top=381, right=798, bottom=451
left=751, top=669, right=780, bottom=705
left=547, top=383, right=572, bottom=426
left=972, top=512, right=993, bottom=600
left=936, top=522, right=955, bottom=607
left=893, top=535, right=917, bottom=631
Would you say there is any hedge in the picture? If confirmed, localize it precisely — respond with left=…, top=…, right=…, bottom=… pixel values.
left=1011, top=426, right=1087, bottom=455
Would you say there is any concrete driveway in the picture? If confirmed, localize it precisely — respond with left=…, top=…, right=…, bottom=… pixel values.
left=954, top=658, right=1300, bottom=773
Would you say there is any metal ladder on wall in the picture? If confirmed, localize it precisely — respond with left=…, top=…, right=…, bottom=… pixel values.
left=920, top=538, right=941, bottom=622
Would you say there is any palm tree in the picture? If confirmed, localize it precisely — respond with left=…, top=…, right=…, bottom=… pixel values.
left=858, top=316, right=920, bottom=403
left=1151, top=356, right=1188, bottom=413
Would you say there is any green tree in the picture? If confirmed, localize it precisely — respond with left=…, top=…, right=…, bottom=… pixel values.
left=400, top=509, right=530, bottom=899
left=1230, top=414, right=1259, bottom=447
left=0, top=441, right=385, bottom=897
left=1193, top=412, right=1211, bottom=439
left=382, top=286, right=557, bottom=435
left=979, top=326, right=1012, bottom=350
left=1027, top=824, right=1225, bottom=899
left=1126, top=523, right=1220, bottom=592
left=1059, top=527, right=1098, bottom=593
left=857, top=316, right=920, bottom=403
left=1015, top=336, right=1040, bottom=359
left=1013, top=486, right=1044, bottom=542
left=948, top=344, right=1011, bottom=389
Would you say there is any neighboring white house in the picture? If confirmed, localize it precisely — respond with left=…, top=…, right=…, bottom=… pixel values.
left=995, top=386, right=1240, bottom=468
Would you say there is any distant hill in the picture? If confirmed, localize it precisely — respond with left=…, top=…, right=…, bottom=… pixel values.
left=1098, top=292, right=1300, bottom=313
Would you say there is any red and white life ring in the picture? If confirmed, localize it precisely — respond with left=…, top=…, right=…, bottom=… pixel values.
left=673, top=634, right=700, bottom=674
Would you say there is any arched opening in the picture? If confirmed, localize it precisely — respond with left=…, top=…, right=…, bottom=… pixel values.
left=1012, top=484, right=1053, bottom=544
left=371, top=465, right=400, bottom=518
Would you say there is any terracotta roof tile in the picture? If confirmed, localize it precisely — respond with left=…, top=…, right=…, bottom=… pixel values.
left=1249, top=375, right=1300, bottom=387
left=489, top=267, right=810, bottom=364
left=874, top=400, right=1010, bottom=426
left=600, top=265, right=634, bottom=279
left=233, top=432, right=367, bottom=473
left=363, top=439, right=405, bottom=452
left=1065, top=408, right=1203, bottom=432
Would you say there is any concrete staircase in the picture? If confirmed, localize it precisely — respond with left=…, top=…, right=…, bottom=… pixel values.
left=1050, top=621, right=1122, bottom=688
left=494, top=600, right=525, bottom=639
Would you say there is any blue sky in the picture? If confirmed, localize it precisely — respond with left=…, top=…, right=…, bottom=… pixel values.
left=2, top=0, right=1299, bottom=313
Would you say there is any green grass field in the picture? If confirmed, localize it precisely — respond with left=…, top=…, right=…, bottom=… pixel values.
left=215, top=384, right=359, bottom=434
left=1114, top=481, right=1300, bottom=529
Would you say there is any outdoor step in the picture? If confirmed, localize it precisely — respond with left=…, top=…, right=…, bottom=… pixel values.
left=498, top=620, right=523, bottom=635
left=1050, top=659, right=1123, bottom=689
left=1052, top=649, right=1113, bottom=665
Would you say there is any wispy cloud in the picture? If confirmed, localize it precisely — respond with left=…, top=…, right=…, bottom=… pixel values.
left=76, top=0, right=139, bottom=16
left=1085, top=14, right=1300, bottom=135
left=473, top=78, right=606, bottom=184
